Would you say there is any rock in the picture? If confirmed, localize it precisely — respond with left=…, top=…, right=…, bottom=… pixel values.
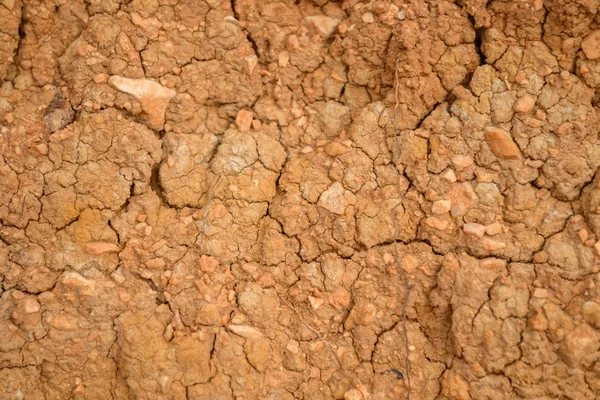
left=1, top=0, right=15, bottom=10
left=463, top=223, right=486, bottom=238
left=23, top=298, right=41, bottom=314
left=329, top=287, right=351, bottom=309
left=235, top=110, right=253, bottom=132
left=243, top=55, right=259, bottom=75
left=448, top=183, right=478, bottom=218
left=245, top=337, right=271, bottom=371
left=362, top=13, right=374, bottom=23
left=441, top=371, right=470, bottom=400
left=61, top=272, right=95, bottom=296
left=514, top=95, right=536, bottom=113
left=146, top=258, right=166, bottom=269
left=226, top=324, right=264, bottom=340
left=401, top=255, right=419, bottom=273
left=305, top=16, right=341, bottom=39
left=278, top=51, right=290, bottom=68
left=212, top=129, right=258, bottom=174
left=582, top=30, right=600, bottom=60
left=108, top=75, right=176, bottom=130
left=325, top=142, right=349, bottom=157
left=485, top=222, right=503, bottom=236
left=318, top=182, right=347, bottom=215
left=442, top=169, right=457, bottom=182
left=308, top=296, right=324, bottom=310
left=344, top=389, right=364, bottom=400
left=594, top=240, right=600, bottom=257
left=84, top=242, right=120, bottom=255
left=93, top=73, right=108, bottom=83
left=578, top=229, right=589, bottom=243
left=485, top=126, right=522, bottom=160
left=425, top=216, right=449, bottom=231
left=319, top=101, right=351, bottom=138
left=451, top=155, right=473, bottom=170
left=481, top=237, right=506, bottom=250
left=560, top=323, right=599, bottom=366
left=432, top=200, right=452, bottom=214
left=286, top=340, right=300, bottom=354
left=34, top=143, right=48, bottom=155
left=581, top=301, right=600, bottom=329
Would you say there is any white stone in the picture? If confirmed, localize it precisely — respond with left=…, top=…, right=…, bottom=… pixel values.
left=318, top=182, right=347, bottom=215
left=463, top=223, right=486, bottom=238
left=108, top=75, right=175, bottom=129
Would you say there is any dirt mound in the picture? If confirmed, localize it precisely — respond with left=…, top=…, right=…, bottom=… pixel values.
left=1, top=0, right=600, bottom=399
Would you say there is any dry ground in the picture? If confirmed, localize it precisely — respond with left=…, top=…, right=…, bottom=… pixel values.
left=1, top=0, right=600, bottom=399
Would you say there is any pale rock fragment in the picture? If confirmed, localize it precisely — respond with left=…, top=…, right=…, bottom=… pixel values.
left=235, top=110, right=253, bottom=132
left=432, top=200, right=451, bottom=214
left=401, top=255, right=419, bottom=273
left=35, top=143, right=48, bottom=155
left=344, top=388, right=364, bottom=400
left=582, top=30, right=600, bottom=60
left=578, top=229, right=589, bottom=243
left=463, top=223, right=486, bottom=238
left=243, top=55, right=258, bottom=75
left=581, top=301, right=600, bottom=329
left=448, top=183, right=478, bottom=218
left=383, top=253, right=394, bottom=264
left=329, top=287, right=351, bottom=309
left=23, top=298, right=41, bottom=314
left=12, top=292, right=24, bottom=300
left=362, top=13, right=374, bottom=23
left=319, top=101, right=351, bottom=138
left=318, top=182, right=347, bottom=215
left=560, top=323, right=599, bottom=366
left=442, top=169, right=457, bottom=182
left=226, top=324, right=264, bottom=340
left=84, top=242, right=120, bottom=255
left=514, top=95, right=536, bottom=113
left=451, top=155, right=473, bottom=170
left=286, top=340, right=300, bottom=354
left=1, top=0, right=15, bottom=10
left=481, top=237, right=506, bottom=250
left=425, top=217, right=449, bottom=231
left=485, top=223, right=503, bottom=236
left=308, top=296, right=324, bottom=310
left=325, top=142, right=348, bottom=157
left=61, top=272, right=95, bottom=296
left=93, top=73, right=109, bottom=83
left=485, top=126, right=522, bottom=160
left=108, top=75, right=176, bottom=129
left=278, top=51, right=290, bottom=68
left=305, top=15, right=341, bottom=39
left=146, top=258, right=166, bottom=269
left=594, top=240, right=600, bottom=257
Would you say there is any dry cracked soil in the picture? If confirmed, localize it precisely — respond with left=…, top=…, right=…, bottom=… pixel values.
left=1, top=0, right=600, bottom=399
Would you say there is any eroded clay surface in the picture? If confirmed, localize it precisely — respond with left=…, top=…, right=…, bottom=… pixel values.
left=1, top=0, right=600, bottom=399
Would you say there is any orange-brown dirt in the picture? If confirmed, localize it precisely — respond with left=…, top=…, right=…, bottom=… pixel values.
left=1, top=0, right=600, bottom=399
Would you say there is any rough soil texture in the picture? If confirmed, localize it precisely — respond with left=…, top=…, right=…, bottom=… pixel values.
left=1, top=0, right=600, bottom=399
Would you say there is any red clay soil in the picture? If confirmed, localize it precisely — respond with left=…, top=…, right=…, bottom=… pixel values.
left=1, top=0, right=600, bottom=399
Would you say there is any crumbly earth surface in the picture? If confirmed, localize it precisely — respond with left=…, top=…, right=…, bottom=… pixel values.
left=1, top=0, right=600, bottom=399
